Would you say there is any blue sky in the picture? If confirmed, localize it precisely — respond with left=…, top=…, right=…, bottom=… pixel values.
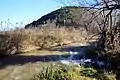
left=0, top=0, right=64, bottom=29
left=0, top=0, right=95, bottom=30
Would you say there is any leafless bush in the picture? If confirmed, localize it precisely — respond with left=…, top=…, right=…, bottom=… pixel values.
left=0, top=26, right=89, bottom=56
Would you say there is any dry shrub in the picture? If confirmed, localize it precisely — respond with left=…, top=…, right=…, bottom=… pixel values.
left=0, top=26, right=88, bottom=56
left=0, top=30, right=32, bottom=56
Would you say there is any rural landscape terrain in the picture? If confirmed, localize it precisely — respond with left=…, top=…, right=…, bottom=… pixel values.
left=0, top=0, right=120, bottom=80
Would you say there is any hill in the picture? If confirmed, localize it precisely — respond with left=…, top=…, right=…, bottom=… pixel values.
left=25, top=6, right=100, bottom=33
left=25, top=6, right=88, bottom=27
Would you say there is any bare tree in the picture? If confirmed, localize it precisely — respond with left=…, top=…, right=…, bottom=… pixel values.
left=55, top=0, right=120, bottom=53
left=56, top=0, right=120, bottom=74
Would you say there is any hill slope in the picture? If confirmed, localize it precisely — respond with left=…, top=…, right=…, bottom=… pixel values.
left=25, top=6, right=90, bottom=28
left=25, top=6, right=99, bottom=34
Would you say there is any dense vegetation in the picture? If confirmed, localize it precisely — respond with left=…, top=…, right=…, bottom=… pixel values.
left=32, top=64, right=115, bottom=80
left=25, top=6, right=81, bottom=28
left=25, top=6, right=99, bottom=33
left=0, top=27, right=88, bottom=56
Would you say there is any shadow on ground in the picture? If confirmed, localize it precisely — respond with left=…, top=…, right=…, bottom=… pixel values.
left=0, top=42, right=120, bottom=80
left=0, top=42, right=98, bottom=69
left=0, top=54, right=68, bottom=69
left=0, top=43, right=92, bottom=69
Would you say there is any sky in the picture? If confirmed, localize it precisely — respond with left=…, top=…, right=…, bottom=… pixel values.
left=0, top=0, right=95, bottom=30
left=0, top=0, right=64, bottom=29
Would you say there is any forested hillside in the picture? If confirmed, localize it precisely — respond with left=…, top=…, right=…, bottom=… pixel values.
left=25, top=6, right=99, bottom=33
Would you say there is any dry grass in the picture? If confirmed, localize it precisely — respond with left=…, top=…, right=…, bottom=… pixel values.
left=0, top=26, right=89, bottom=56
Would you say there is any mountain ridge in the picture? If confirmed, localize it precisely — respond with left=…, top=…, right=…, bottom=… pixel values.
left=25, top=6, right=87, bottom=28
left=25, top=6, right=99, bottom=34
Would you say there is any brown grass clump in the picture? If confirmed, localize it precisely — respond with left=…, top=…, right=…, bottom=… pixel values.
left=0, top=26, right=88, bottom=56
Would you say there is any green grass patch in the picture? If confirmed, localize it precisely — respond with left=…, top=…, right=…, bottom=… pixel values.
left=31, top=64, right=116, bottom=80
